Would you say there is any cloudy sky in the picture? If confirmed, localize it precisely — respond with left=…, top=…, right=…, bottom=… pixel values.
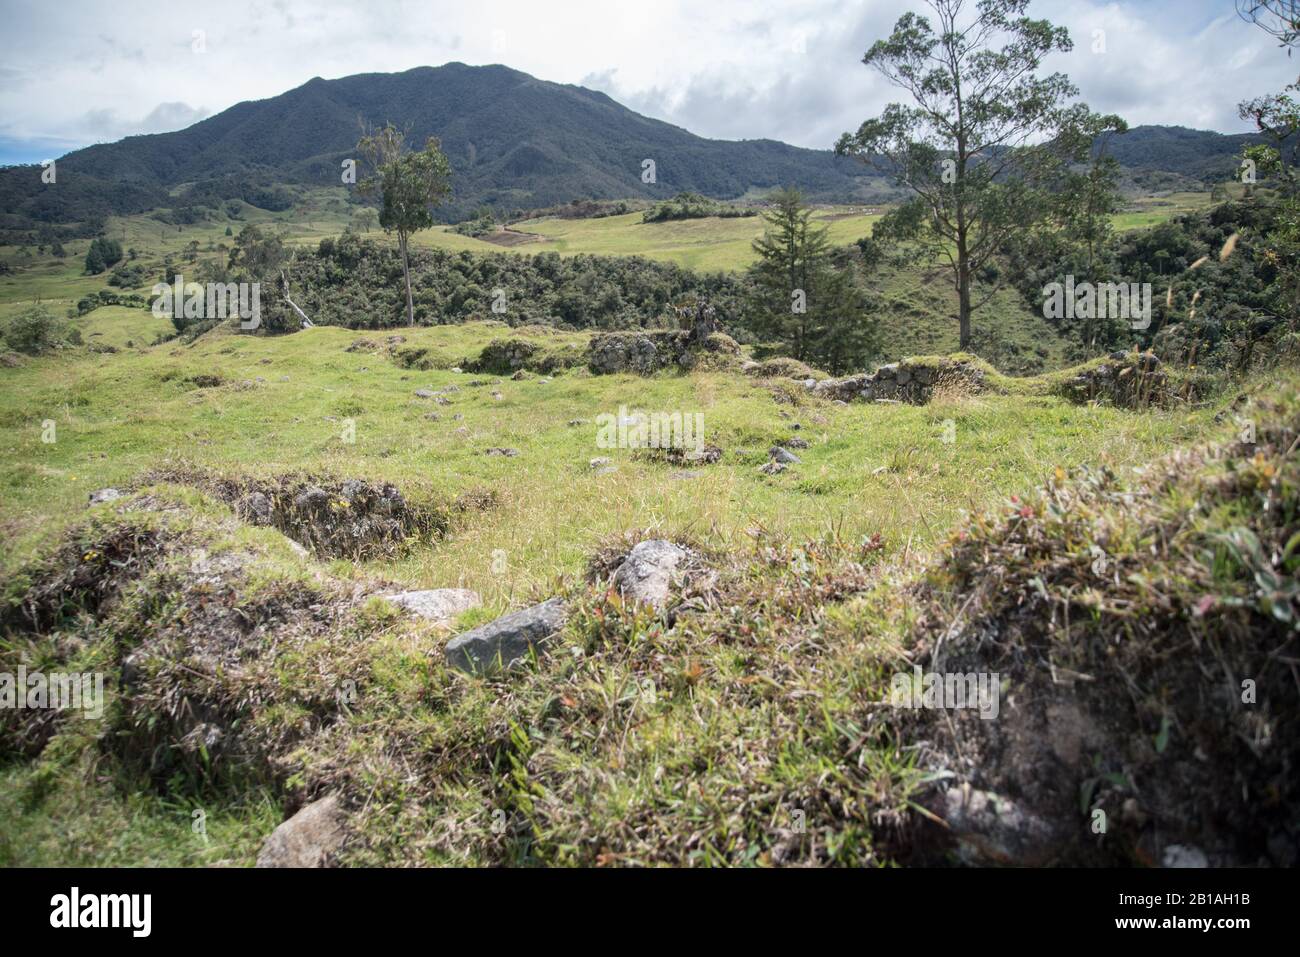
left=0, top=0, right=1294, bottom=164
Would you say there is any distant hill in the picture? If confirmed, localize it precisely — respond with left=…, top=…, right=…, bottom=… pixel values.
left=0, top=64, right=1275, bottom=238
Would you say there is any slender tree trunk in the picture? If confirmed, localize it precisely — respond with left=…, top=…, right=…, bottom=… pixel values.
left=399, top=231, right=414, bottom=327
left=957, top=252, right=972, bottom=351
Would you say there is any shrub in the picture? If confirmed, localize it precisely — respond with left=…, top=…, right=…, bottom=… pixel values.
left=3, top=305, right=74, bottom=355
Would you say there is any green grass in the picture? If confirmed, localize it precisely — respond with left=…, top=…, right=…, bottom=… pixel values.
left=0, top=320, right=1264, bottom=865
left=0, top=321, right=1222, bottom=610
left=490, top=207, right=882, bottom=271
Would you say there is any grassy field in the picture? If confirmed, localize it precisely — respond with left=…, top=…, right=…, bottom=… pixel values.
left=0, top=180, right=1243, bottom=866
left=0, top=315, right=1252, bottom=865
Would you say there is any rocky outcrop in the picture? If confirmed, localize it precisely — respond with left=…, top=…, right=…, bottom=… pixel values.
left=813, top=357, right=988, bottom=405
left=444, top=598, right=568, bottom=674
left=256, top=795, right=348, bottom=868
left=467, top=338, right=583, bottom=376
left=586, top=330, right=739, bottom=375
left=1055, top=351, right=1169, bottom=408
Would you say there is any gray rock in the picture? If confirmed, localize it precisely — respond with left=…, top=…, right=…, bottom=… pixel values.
left=444, top=598, right=568, bottom=674
left=88, top=487, right=123, bottom=505
left=1162, top=844, right=1209, bottom=868
left=414, top=389, right=434, bottom=398
left=613, top=539, right=689, bottom=610
left=940, top=785, right=1058, bottom=866
left=770, top=446, right=801, bottom=464
left=387, top=588, right=481, bottom=624
left=240, top=491, right=273, bottom=525
left=484, top=447, right=519, bottom=457
left=256, top=795, right=347, bottom=868
left=589, top=457, right=612, bottom=469
left=293, top=486, right=330, bottom=511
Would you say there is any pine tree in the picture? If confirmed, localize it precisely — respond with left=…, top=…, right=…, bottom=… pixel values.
left=747, top=188, right=879, bottom=374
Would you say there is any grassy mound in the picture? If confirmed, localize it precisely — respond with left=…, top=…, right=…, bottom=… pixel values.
left=895, top=383, right=1300, bottom=865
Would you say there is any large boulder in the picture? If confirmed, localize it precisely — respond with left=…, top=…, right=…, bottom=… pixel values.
left=444, top=598, right=568, bottom=674
left=256, top=795, right=347, bottom=868
left=612, top=540, right=689, bottom=611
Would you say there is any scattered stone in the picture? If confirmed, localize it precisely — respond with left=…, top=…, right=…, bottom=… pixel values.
left=491, top=391, right=504, bottom=400
left=670, top=470, right=700, bottom=480
left=87, top=488, right=123, bottom=505
left=589, top=457, right=612, bottom=469
left=484, top=447, right=519, bottom=457
left=758, top=461, right=787, bottom=476
left=769, top=446, right=801, bottom=464
left=444, top=598, right=568, bottom=675
left=414, top=389, right=434, bottom=399
left=779, top=437, right=810, bottom=450
left=386, top=588, right=481, bottom=624
left=256, top=795, right=348, bottom=868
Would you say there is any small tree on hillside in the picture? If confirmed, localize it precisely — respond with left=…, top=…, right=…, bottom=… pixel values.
left=836, top=0, right=1124, bottom=350
left=357, top=123, right=452, bottom=326
left=747, top=188, right=878, bottom=374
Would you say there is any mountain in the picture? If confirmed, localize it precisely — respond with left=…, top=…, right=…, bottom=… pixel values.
left=0, top=63, right=880, bottom=232
left=0, top=63, right=1275, bottom=237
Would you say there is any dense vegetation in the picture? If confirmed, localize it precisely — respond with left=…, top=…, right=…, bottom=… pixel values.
left=642, top=192, right=757, bottom=223
left=272, top=232, right=749, bottom=333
